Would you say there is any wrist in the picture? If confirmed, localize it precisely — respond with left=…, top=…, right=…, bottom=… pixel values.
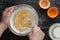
left=0, top=21, right=8, bottom=31
left=0, top=22, right=8, bottom=37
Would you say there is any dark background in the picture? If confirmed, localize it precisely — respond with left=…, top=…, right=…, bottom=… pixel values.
left=0, top=0, right=60, bottom=40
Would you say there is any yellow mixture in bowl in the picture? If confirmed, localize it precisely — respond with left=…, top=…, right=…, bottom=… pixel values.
left=14, top=10, right=32, bottom=31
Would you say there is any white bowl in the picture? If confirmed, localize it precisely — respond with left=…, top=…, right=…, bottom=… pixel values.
left=49, top=23, right=60, bottom=40
left=9, top=4, right=38, bottom=36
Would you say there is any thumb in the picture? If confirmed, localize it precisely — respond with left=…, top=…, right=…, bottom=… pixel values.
left=29, top=25, right=40, bottom=35
left=32, top=25, right=40, bottom=33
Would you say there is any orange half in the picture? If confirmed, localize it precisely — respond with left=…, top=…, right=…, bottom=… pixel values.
left=47, top=7, right=59, bottom=18
left=39, top=0, right=50, bottom=9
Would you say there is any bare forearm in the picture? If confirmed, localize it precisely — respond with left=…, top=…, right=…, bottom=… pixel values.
left=0, top=22, right=7, bottom=37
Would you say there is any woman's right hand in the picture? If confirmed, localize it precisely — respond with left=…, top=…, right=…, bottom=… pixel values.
left=29, top=25, right=45, bottom=40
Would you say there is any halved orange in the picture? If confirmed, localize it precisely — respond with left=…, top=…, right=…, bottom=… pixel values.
left=47, top=7, right=59, bottom=18
left=39, top=0, right=50, bottom=9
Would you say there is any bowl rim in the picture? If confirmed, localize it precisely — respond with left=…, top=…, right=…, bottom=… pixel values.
left=49, top=23, right=60, bottom=40
left=9, top=4, right=39, bottom=36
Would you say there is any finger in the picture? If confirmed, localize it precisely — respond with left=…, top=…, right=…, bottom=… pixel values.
left=28, top=27, right=33, bottom=36
left=28, top=25, right=39, bottom=36
left=3, top=6, right=17, bottom=17
left=32, top=25, right=40, bottom=32
left=12, top=6, right=17, bottom=10
left=28, top=31, right=32, bottom=36
left=7, top=6, right=17, bottom=17
left=8, top=6, right=17, bottom=13
left=2, top=7, right=13, bottom=17
left=3, top=8, right=10, bottom=17
left=7, top=6, right=17, bottom=14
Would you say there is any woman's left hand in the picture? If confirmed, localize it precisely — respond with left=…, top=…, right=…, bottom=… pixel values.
left=0, top=6, right=17, bottom=37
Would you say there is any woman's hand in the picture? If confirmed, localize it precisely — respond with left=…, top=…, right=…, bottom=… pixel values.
left=29, top=25, right=45, bottom=40
left=0, top=6, right=17, bottom=37
left=2, top=6, right=17, bottom=27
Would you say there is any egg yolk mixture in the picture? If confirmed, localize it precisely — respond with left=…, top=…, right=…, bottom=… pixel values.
left=14, top=10, right=32, bottom=31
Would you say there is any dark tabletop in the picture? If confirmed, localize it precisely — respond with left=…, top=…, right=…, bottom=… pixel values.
left=0, top=0, right=60, bottom=40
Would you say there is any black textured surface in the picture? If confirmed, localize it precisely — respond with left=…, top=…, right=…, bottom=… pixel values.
left=0, top=0, right=60, bottom=40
